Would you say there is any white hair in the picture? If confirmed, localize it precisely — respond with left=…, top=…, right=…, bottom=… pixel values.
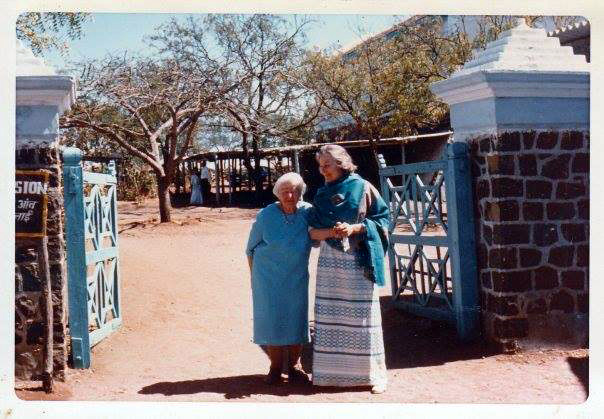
left=272, top=172, right=306, bottom=199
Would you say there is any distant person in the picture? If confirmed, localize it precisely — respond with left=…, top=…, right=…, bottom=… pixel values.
left=307, top=144, right=389, bottom=394
left=199, top=160, right=212, bottom=205
left=189, top=170, right=203, bottom=206
left=245, top=172, right=313, bottom=385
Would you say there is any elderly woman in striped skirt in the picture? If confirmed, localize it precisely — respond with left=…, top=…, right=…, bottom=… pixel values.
left=308, top=145, right=389, bottom=394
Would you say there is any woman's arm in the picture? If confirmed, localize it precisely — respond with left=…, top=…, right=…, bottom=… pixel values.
left=309, top=227, right=338, bottom=241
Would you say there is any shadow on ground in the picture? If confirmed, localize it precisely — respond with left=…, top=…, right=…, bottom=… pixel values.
left=567, top=356, right=588, bottom=396
left=138, top=376, right=368, bottom=399
left=377, top=296, right=497, bottom=370
left=139, top=297, right=494, bottom=399
left=300, top=296, right=496, bottom=373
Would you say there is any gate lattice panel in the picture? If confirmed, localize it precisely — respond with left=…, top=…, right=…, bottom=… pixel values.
left=63, top=148, right=122, bottom=368
left=378, top=142, right=480, bottom=341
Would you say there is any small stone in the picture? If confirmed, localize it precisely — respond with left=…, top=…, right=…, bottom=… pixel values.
left=494, top=132, right=521, bottom=152
left=546, top=202, right=575, bottom=220
left=576, top=245, right=588, bottom=267
left=533, top=224, right=558, bottom=246
left=525, top=180, right=552, bottom=199
left=541, top=155, right=571, bottom=179
left=485, top=200, right=519, bottom=222
left=522, top=202, right=544, bottom=221
left=489, top=247, right=517, bottom=269
left=556, top=181, right=586, bottom=200
left=16, top=294, right=38, bottom=318
left=560, top=131, right=584, bottom=150
left=493, top=317, right=529, bottom=339
left=518, top=155, right=537, bottom=176
left=492, top=270, right=531, bottom=292
left=487, top=155, right=516, bottom=175
left=577, top=200, right=589, bottom=220
left=561, top=270, right=585, bottom=290
left=572, top=153, right=589, bottom=173
left=481, top=271, right=492, bottom=289
left=519, top=248, right=542, bottom=268
left=534, top=266, right=559, bottom=290
left=492, top=178, right=523, bottom=198
left=492, top=224, right=530, bottom=245
left=548, top=246, right=575, bottom=267
left=527, top=298, right=547, bottom=314
left=536, top=132, right=558, bottom=149
left=561, top=223, right=587, bottom=243
left=549, top=290, right=575, bottom=313
left=476, top=179, right=490, bottom=200
left=522, top=132, right=536, bottom=150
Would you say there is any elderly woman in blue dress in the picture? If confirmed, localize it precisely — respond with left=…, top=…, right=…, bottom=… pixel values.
left=307, top=145, right=389, bottom=394
left=246, top=172, right=313, bottom=385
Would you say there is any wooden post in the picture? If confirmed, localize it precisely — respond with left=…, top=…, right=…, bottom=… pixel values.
left=267, top=157, right=272, bottom=186
left=228, top=158, right=233, bottom=206
left=38, top=236, right=53, bottom=392
left=445, top=142, right=479, bottom=342
left=293, top=150, right=300, bottom=174
left=220, top=157, right=225, bottom=196
left=401, top=143, right=406, bottom=187
left=214, top=154, right=220, bottom=206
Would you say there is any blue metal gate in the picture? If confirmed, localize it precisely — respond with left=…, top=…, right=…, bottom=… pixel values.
left=63, top=147, right=122, bottom=368
left=378, top=142, right=479, bottom=341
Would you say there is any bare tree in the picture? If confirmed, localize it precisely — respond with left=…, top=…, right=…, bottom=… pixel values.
left=60, top=51, right=242, bottom=222
left=151, top=14, right=323, bottom=201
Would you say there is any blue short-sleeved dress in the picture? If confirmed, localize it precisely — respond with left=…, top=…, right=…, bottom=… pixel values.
left=246, top=201, right=312, bottom=346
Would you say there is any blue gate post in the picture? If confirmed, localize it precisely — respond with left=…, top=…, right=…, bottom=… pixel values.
left=108, top=159, right=122, bottom=320
left=445, top=142, right=480, bottom=341
left=63, top=147, right=91, bottom=368
left=377, top=154, right=398, bottom=298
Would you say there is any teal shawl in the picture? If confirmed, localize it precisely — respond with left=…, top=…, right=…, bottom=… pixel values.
left=308, top=173, right=389, bottom=286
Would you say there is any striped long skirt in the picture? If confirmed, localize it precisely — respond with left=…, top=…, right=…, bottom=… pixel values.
left=312, top=242, right=388, bottom=387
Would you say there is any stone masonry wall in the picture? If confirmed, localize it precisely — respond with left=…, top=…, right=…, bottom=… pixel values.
left=468, top=131, right=589, bottom=352
left=15, top=145, right=67, bottom=380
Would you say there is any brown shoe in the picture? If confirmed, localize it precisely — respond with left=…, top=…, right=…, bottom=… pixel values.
left=264, top=367, right=282, bottom=385
left=287, top=367, right=310, bottom=384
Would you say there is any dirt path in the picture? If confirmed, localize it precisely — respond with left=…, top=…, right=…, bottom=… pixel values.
left=16, top=200, right=588, bottom=403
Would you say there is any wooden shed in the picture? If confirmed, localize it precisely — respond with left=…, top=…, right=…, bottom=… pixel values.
left=178, top=132, right=452, bottom=206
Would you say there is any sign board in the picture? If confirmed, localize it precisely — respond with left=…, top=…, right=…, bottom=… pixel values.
left=15, top=170, right=49, bottom=238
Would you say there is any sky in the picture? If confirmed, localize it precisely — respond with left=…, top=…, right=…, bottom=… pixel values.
left=42, top=13, right=407, bottom=71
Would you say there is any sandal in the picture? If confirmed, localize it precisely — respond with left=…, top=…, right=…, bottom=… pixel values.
left=371, top=384, right=387, bottom=394
left=287, top=367, right=310, bottom=384
left=264, top=367, right=283, bottom=385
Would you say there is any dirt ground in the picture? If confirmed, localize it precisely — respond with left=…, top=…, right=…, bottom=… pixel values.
left=15, top=199, right=588, bottom=404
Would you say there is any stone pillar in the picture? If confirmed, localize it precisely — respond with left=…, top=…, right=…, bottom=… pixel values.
left=431, top=19, right=589, bottom=351
left=15, top=41, right=76, bottom=380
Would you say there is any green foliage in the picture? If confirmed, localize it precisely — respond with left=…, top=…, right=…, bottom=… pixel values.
left=307, top=15, right=585, bottom=142
left=16, top=12, right=91, bottom=56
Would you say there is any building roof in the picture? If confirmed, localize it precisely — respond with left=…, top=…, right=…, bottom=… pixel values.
left=185, top=131, right=453, bottom=161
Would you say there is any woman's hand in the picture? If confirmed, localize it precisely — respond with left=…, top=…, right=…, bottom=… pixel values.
left=333, top=222, right=365, bottom=238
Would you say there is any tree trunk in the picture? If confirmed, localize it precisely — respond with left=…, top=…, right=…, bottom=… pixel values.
left=157, top=175, right=172, bottom=222
left=252, top=136, right=263, bottom=204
